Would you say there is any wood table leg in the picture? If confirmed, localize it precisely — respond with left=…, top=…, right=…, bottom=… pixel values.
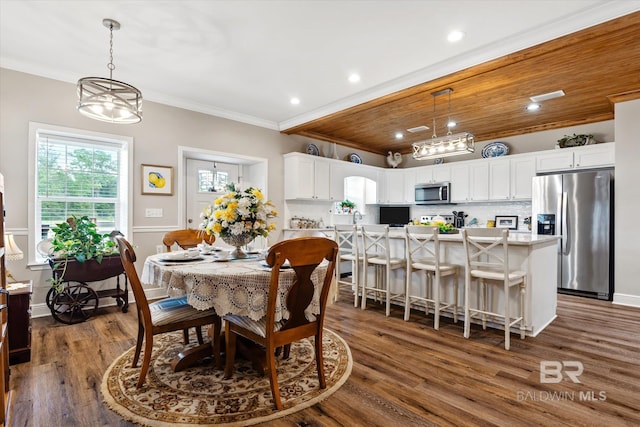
left=170, top=325, right=268, bottom=374
left=170, top=343, right=214, bottom=372
left=171, top=324, right=219, bottom=372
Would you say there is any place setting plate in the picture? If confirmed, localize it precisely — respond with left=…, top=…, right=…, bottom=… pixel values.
left=158, top=251, right=204, bottom=262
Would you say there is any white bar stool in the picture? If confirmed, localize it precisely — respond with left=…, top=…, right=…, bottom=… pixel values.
left=361, top=225, right=405, bottom=316
left=404, top=225, right=458, bottom=329
left=461, top=228, right=526, bottom=350
left=333, top=224, right=362, bottom=306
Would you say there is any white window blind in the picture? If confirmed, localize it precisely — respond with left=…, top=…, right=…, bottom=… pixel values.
left=32, top=126, right=130, bottom=254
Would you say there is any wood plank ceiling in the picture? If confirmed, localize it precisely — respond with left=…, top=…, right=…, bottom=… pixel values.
left=282, top=12, right=640, bottom=155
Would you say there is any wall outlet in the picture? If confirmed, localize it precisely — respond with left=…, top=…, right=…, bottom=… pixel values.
left=145, top=208, right=163, bottom=218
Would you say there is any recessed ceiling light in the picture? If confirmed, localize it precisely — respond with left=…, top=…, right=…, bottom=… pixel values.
left=447, top=120, right=457, bottom=128
left=348, top=73, right=361, bottom=83
left=526, top=102, right=541, bottom=111
left=395, top=132, right=404, bottom=139
left=290, top=97, right=300, bottom=105
left=447, top=30, right=465, bottom=42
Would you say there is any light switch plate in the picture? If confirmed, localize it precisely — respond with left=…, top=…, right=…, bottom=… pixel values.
left=145, top=208, right=163, bottom=218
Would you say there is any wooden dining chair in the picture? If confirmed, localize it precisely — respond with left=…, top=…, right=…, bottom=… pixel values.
left=162, top=229, right=216, bottom=344
left=223, top=237, right=338, bottom=410
left=115, top=236, right=222, bottom=388
left=162, top=229, right=215, bottom=252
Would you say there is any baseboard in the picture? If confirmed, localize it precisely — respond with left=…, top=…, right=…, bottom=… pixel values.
left=31, top=287, right=169, bottom=319
left=612, top=292, right=640, bottom=308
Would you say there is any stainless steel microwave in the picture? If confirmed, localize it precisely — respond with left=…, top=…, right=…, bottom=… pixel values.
left=414, top=182, right=450, bottom=205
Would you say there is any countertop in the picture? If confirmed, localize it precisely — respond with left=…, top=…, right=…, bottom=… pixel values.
left=283, top=227, right=557, bottom=247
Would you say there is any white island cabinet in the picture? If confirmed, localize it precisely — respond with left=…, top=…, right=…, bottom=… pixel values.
left=360, top=231, right=559, bottom=336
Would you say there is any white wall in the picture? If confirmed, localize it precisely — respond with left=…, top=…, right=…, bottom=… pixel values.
left=0, top=68, right=377, bottom=307
left=613, top=99, right=640, bottom=306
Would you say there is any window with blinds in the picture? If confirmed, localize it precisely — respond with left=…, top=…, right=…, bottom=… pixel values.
left=31, top=124, right=130, bottom=260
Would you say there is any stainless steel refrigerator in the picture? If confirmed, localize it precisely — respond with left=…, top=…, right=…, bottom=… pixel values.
left=532, top=169, right=613, bottom=300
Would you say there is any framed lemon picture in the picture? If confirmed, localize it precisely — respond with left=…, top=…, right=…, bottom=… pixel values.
left=141, top=164, right=173, bottom=195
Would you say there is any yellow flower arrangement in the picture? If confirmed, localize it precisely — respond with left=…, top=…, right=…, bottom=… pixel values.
left=199, top=183, right=278, bottom=240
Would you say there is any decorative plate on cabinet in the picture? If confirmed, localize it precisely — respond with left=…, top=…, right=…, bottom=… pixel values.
left=481, top=141, right=510, bottom=158
left=306, top=143, right=320, bottom=156
left=349, top=153, right=362, bottom=164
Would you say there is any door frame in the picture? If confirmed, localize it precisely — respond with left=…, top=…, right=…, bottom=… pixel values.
left=177, top=146, right=268, bottom=228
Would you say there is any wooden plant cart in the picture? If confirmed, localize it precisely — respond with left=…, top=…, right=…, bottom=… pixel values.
left=46, top=254, right=128, bottom=324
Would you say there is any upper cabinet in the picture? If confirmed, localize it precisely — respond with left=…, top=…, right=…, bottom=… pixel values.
left=329, top=162, right=349, bottom=202
left=536, top=143, right=615, bottom=172
left=284, top=154, right=330, bottom=200
left=450, top=161, right=489, bottom=203
left=488, top=155, right=536, bottom=201
left=414, top=164, right=451, bottom=184
left=283, top=143, right=614, bottom=205
left=380, top=169, right=414, bottom=204
left=488, top=158, right=511, bottom=201
left=510, top=155, right=537, bottom=200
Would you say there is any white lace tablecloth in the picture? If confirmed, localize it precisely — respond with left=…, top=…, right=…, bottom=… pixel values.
left=141, top=254, right=329, bottom=322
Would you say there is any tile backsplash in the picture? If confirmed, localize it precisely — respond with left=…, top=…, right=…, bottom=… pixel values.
left=285, top=200, right=532, bottom=231
left=410, top=201, right=532, bottom=231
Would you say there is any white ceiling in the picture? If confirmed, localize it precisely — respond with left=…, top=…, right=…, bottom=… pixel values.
left=1, top=0, right=638, bottom=130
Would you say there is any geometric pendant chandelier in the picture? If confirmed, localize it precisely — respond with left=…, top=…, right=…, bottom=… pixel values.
left=77, top=19, right=142, bottom=124
left=412, top=88, right=474, bottom=160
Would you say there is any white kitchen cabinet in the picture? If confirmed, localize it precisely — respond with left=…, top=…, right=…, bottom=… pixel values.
left=536, top=143, right=614, bottom=172
left=510, top=155, right=536, bottom=200
left=329, top=162, right=349, bottom=202
left=573, top=144, right=615, bottom=169
left=414, top=164, right=451, bottom=184
left=488, top=155, right=536, bottom=201
left=451, top=162, right=488, bottom=202
left=284, top=154, right=330, bottom=200
left=470, top=162, right=489, bottom=201
left=450, top=164, right=470, bottom=203
left=382, top=169, right=407, bottom=204
left=489, top=158, right=511, bottom=201
left=403, top=169, right=416, bottom=203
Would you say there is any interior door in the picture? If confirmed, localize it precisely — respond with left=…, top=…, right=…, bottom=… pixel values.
left=186, top=159, right=239, bottom=228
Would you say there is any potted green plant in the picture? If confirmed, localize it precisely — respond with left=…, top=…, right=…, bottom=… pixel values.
left=339, top=199, right=356, bottom=214
left=556, top=134, right=597, bottom=148
left=48, top=215, right=120, bottom=292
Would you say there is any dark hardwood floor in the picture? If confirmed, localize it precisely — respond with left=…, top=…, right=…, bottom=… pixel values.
left=8, top=292, right=640, bottom=426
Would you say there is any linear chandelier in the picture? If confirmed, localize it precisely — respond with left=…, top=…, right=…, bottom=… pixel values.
left=77, top=19, right=142, bottom=124
left=412, top=88, right=474, bottom=160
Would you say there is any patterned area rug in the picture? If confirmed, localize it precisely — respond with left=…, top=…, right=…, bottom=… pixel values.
left=101, top=329, right=352, bottom=426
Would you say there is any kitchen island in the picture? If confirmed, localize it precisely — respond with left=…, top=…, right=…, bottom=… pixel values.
left=384, top=230, right=559, bottom=336
left=284, top=227, right=559, bottom=336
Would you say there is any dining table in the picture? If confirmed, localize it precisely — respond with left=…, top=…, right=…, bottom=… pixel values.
left=141, top=250, right=332, bottom=371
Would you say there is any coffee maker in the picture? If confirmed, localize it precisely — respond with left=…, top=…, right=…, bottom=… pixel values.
left=453, top=211, right=467, bottom=228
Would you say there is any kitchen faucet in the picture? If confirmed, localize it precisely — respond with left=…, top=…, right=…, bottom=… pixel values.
left=352, top=210, right=363, bottom=225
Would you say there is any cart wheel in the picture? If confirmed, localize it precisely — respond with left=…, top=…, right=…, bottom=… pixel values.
left=46, top=286, right=56, bottom=309
left=50, top=284, right=99, bottom=324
